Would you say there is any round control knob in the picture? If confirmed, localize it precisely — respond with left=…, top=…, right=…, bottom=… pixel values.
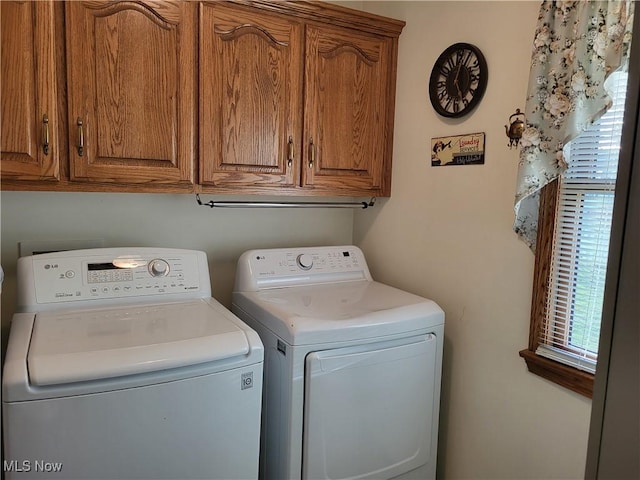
left=148, top=259, right=170, bottom=277
left=296, top=253, right=313, bottom=271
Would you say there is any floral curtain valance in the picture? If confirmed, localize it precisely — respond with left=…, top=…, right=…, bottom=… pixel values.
left=513, top=0, right=634, bottom=251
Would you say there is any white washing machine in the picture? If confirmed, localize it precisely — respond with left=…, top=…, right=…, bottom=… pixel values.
left=232, top=246, right=445, bottom=480
left=2, top=248, right=263, bottom=480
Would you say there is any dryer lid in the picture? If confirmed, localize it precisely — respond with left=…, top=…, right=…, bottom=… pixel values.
left=233, top=280, right=444, bottom=345
left=27, top=299, right=250, bottom=386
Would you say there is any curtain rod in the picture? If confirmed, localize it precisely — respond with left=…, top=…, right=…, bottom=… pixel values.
left=196, top=194, right=375, bottom=209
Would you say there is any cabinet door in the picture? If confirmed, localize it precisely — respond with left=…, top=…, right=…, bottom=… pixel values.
left=66, top=1, right=195, bottom=186
left=1, top=1, right=58, bottom=181
left=199, top=3, right=303, bottom=189
left=303, top=25, right=392, bottom=196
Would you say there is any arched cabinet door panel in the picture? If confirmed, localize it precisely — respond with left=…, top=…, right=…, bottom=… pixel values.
left=1, top=0, right=59, bottom=181
left=66, top=1, right=196, bottom=186
left=302, top=24, right=392, bottom=195
left=199, top=2, right=303, bottom=189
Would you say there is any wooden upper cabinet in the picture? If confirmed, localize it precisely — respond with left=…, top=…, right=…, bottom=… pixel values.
left=199, top=2, right=303, bottom=189
left=2, top=0, right=403, bottom=196
left=302, top=24, right=391, bottom=195
left=1, top=0, right=59, bottom=181
left=198, top=1, right=403, bottom=197
left=65, top=1, right=196, bottom=186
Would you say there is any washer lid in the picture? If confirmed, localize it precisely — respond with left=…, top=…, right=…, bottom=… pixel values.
left=28, top=299, right=250, bottom=386
left=233, top=281, right=444, bottom=345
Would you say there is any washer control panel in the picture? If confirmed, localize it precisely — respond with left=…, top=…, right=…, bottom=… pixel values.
left=19, top=248, right=208, bottom=306
left=235, top=246, right=373, bottom=291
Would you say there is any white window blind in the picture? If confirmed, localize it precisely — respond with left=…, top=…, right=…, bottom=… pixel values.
left=537, top=71, right=629, bottom=374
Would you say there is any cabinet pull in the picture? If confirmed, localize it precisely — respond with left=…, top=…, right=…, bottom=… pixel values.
left=77, top=117, right=84, bottom=157
left=309, top=138, right=315, bottom=168
left=287, top=136, right=294, bottom=168
left=42, top=114, right=50, bottom=155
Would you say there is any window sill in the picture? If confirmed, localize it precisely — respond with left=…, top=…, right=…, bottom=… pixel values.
left=519, top=349, right=593, bottom=398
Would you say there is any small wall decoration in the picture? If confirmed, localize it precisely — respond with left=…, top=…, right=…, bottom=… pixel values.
left=431, top=132, right=485, bottom=166
left=505, top=108, right=525, bottom=149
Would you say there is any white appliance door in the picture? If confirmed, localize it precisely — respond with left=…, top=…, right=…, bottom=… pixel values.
left=3, top=363, right=263, bottom=480
left=303, top=334, right=437, bottom=480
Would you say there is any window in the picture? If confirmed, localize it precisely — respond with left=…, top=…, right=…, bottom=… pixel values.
left=520, top=71, right=629, bottom=397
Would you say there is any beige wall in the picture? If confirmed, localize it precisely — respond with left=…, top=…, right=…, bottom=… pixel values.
left=0, top=191, right=354, bottom=336
left=355, top=1, right=592, bottom=479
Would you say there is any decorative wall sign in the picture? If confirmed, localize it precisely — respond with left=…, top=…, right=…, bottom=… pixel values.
left=431, top=132, right=485, bottom=166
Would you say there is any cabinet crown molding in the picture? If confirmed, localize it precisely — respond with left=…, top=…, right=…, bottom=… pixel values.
left=214, top=1, right=406, bottom=36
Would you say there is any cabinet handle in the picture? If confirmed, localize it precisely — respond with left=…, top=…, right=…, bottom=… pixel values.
left=287, top=136, right=294, bottom=168
left=77, top=117, right=84, bottom=157
left=42, top=114, right=50, bottom=155
left=309, top=138, right=315, bottom=168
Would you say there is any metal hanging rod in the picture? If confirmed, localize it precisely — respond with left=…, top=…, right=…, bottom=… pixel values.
left=196, top=194, right=375, bottom=209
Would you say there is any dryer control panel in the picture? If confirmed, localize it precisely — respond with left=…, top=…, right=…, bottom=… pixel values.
left=17, top=248, right=211, bottom=308
left=234, top=246, right=373, bottom=291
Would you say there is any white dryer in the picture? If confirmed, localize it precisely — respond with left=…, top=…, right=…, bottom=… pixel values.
left=2, top=248, right=263, bottom=480
left=232, top=246, right=445, bottom=480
